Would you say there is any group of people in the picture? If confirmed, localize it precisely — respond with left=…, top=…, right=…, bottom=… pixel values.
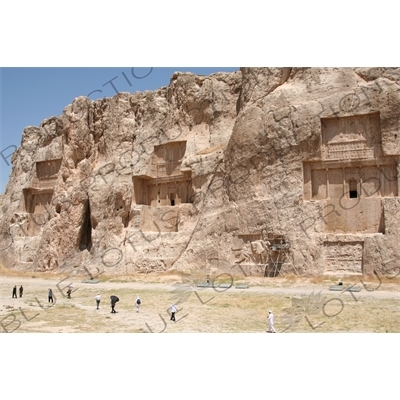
left=96, top=293, right=177, bottom=320
left=11, top=284, right=275, bottom=331
left=12, top=285, right=23, bottom=298
left=47, top=287, right=73, bottom=302
left=44, top=289, right=144, bottom=314
left=94, top=293, right=141, bottom=314
left=97, top=294, right=269, bottom=328
left=14, top=287, right=72, bottom=303
left=13, top=286, right=55, bottom=302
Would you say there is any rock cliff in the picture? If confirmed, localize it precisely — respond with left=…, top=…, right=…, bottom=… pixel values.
left=1, top=68, right=399, bottom=278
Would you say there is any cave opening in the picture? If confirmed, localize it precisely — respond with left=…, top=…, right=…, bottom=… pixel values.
left=79, top=200, right=92, bottom=251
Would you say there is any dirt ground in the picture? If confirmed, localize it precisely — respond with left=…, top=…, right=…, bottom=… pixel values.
left=1, top=271, right=399, bottom=333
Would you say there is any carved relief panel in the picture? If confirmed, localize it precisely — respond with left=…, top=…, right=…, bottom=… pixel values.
left=321, top=113, right=380, bottom=161
left=323, top=241, right=363, bottom=274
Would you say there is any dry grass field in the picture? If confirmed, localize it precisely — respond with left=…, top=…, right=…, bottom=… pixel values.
left=1, top=266, right=399, bottom=333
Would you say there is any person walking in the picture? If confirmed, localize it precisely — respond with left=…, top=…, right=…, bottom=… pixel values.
left=48, top=288, right=54, bottom=303
left=267, top=310, right=276, bottom=333
left=95, top=293, right=101, bottom=310
left=169, top=303, right=177, bottom=321
left=66, top=287, right=72, bottom=299
left=110, top=295, right=119, bottom=313
left=19, top=285, right=23, bottom=298
left=135, top=296, right=141, bottom=312
left=12, top=285, right=17, bottom=298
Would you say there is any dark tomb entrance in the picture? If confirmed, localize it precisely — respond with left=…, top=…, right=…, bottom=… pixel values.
left=79, top=200, right=92, bottom=251
left=349, top=179, right=358, bottom=198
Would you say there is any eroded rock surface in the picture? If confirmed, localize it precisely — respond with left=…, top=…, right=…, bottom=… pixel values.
left=1, top=68, right=399, bottom=278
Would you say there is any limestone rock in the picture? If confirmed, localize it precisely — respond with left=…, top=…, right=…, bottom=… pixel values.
left=1, top=68, right=399, bottom=278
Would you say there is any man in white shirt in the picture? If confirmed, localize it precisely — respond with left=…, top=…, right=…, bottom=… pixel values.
left=95, top=294, right=101, bottom=310
left=267, top=310, right=276, bottom=333
left=169, top=303, right=177, bottom=321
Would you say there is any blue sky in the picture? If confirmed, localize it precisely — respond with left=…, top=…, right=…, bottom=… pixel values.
left=0, top=67, right=239, bottom=193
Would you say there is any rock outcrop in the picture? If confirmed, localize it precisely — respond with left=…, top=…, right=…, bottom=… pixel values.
left=1, top=68, right=399, bottom=277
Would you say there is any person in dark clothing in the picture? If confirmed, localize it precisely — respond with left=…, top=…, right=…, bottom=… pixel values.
left=66, top=287, right=72, bottom=299
left=135, top=296, right=141, bottom=312
left=110, top=295, right=119, bottom=313
left=12, top=285, right=17, bottom=298
left=48, top=289, right=54, bottom=303
left=19, top=285, right=23, bottom=298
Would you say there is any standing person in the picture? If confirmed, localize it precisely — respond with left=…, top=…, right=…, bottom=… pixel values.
left=169, top=303, right=177, bottom=321
left=95, top=293, right=101, bottom=310
left=110, top=295, right=119, bottom=313
left=19, top=285, right=23, bottom=298
left=48, top=289, right=54, bottom=303
left=135, top=296, right=141, bottom=312
left=66, top=287, right=72, bottom=299
left=12, top=285, right=17, bottom=298
left=267, top=310, right=276, bottom=333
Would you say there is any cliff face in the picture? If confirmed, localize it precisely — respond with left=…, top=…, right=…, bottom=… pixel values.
left=1, top=68, right=399, bottom=278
